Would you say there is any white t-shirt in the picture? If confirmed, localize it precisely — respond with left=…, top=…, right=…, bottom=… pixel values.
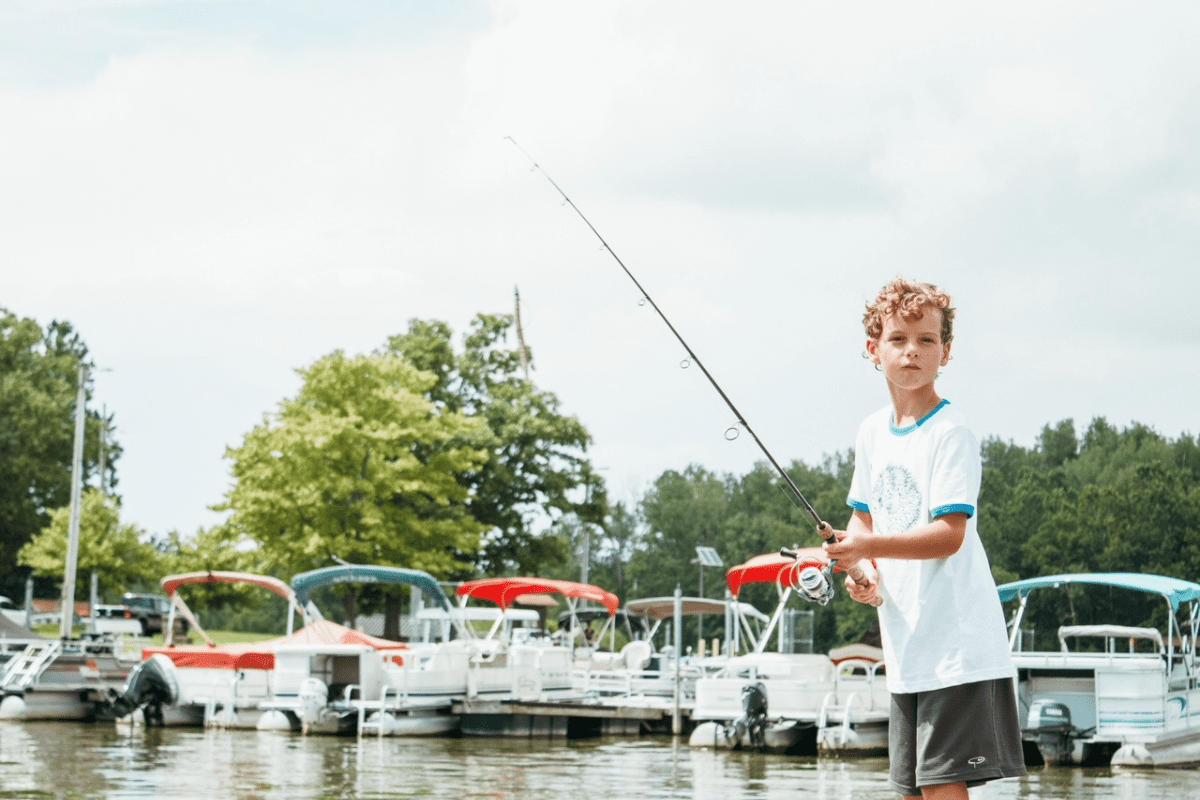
left=847, top=400, right=1015, bottom=694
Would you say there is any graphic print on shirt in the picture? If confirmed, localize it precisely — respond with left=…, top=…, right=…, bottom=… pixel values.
left=873, top=464, right=922, bottom=533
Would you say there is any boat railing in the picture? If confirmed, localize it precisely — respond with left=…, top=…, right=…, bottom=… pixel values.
left=574, top=660, right=706, bottom=699
left=832, top=658, right=887, bottom=710
left=574, top=666, right=635, bottom=697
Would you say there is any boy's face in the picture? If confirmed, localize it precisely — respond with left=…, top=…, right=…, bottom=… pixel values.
left=866, top=308, right=951, bottom=391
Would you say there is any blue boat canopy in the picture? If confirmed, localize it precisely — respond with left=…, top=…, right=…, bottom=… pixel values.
left=291, top=565, right=452, bottom=611
left=998, top=572, right=1200, bottom=612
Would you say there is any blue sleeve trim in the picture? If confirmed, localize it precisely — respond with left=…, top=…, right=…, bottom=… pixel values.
left=847, top=499, right=870, bottom=513
left=932, top=503, right=974, bottom=519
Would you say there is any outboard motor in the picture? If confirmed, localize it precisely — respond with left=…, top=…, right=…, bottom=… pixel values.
left=105, top=653, right=180, bottom=726
left=723, top=682, right=769, bottom=751
left=1024, top=699, right=1080, bottom=764
left=298, top=677, right=330, bottom=735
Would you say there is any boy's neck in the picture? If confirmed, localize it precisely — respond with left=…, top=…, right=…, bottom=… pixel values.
left=887, top=383, right=944, bottom=428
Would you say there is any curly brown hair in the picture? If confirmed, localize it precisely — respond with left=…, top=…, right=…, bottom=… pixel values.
left=863, top=277, right=955, bottom=343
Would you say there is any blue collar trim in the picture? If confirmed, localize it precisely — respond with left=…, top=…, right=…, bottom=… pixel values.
left=890, top=398, right=950, bottom=435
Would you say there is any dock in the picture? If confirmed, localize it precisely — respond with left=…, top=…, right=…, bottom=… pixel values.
left=452, top=696, right=692, bottom=737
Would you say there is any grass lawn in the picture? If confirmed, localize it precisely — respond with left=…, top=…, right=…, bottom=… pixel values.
left=32, top=625, right=281, bottom=646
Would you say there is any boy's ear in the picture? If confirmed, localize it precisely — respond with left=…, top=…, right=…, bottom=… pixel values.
left=940, top=340, right=952, bottom=366
left=865, top=338, right=880, bottom=364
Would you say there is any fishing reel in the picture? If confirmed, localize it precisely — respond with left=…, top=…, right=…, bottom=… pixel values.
left=780, top=547, right=836, bottom=606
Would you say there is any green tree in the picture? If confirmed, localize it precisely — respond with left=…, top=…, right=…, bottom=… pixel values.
left=219, top=351, right=489, bottom=626
left=544, top=500, right=645, bottom=601
left=1037, top=419, right=1079, bottom=469
left=634, top=465, right=730, bottom=600
left=385, top=314, right=599, bottom=576
left=979, top=419, right=1200, bottom=649
left=159, top=524, right=256, bottom=577
left=0, top=309, right=119, bottom=598
left=594, top=501, right=643, bottom=600
left=18, top=488, right=160, bottom=602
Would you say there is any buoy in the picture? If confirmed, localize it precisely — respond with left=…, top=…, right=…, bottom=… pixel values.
left=256, top=710, right=294, bottom=731
left=0, top=695, right=27, bottom=719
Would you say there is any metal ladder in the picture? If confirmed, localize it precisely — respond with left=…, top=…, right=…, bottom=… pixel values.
left=0, top=641, right=63, bottom=691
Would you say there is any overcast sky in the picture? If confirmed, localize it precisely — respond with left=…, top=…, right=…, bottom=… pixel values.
left=4, top=1, right=1198, bottom=542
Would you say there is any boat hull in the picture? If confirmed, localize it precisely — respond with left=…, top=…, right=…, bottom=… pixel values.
left=688, top=719, right=812, bottom=753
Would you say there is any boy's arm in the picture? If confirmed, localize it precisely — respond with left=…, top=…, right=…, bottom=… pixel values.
left=825, top=512, right=968, bottom=564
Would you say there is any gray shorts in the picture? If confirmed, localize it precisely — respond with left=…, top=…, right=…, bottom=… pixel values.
left=889, top=677, right=1027, bottom=796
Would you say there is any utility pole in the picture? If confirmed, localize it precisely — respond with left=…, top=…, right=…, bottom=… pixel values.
left=581, top=525, right=589, bottom=585
left=97, top=404, right=107, bottom=494
left=60, top=364, right=88, bottom=640
left=514, top=286, right=531, bottom=383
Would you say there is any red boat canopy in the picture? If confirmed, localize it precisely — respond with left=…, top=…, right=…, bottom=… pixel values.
left=457, top=577, right=619, bottom=616
left=725, top=548, right=827, bottom=598
left=161, top=571, right=295, bottom=601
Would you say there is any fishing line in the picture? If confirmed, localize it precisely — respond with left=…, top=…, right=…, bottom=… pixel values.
left=507, top=137, right=880, bottom=607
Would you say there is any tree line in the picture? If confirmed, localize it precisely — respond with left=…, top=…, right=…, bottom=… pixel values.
left=5, top=303, right=1198, bottom=652
left=565, top=418, right=1200, bottom=652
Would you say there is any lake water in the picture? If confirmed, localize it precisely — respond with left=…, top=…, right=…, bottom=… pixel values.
left=1, top=721, right=1196, bottom=799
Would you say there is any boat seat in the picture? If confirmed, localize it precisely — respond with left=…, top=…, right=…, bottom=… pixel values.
left=621, top=641, right=652, bottom=671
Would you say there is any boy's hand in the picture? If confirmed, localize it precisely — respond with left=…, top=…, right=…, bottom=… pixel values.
left=822, top=527, right=872, bottom=565
left=843, top=564, right=881, bottom=606
left=822, top=527, right=882, bottom=606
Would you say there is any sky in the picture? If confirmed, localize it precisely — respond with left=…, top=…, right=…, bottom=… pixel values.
left=3, top=1, right=1199, bottom=542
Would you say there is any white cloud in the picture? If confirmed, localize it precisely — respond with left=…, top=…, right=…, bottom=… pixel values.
left=3, top=0, right=1199, bottom=540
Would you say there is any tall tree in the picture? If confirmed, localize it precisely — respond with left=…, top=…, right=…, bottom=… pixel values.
left=385, top=314, right=600, bottom=576
left=635, top=465, right=731, bottom=600
left=544, top=500, right=645, bottom=599
left=18, top=489, right=160, bottom=602
left=0, top=309, right=119, bottom=598
left=631, top=460, right=864, bottom=654
left=595, top=501, right=643, bottom=600
left=218, top=351, right=489, bottom=626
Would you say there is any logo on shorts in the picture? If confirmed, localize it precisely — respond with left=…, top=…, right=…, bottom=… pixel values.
left=968, top=757, right=987, bottom=768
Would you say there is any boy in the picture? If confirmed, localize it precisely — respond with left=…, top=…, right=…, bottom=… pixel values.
left=822, top=277, right=1025, bottom=799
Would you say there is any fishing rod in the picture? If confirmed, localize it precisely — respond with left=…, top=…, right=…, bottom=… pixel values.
left=506, top=137, right=881, bottom=608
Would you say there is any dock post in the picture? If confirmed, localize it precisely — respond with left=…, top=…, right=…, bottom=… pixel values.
left=673, top=585, right=682, bottom=735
